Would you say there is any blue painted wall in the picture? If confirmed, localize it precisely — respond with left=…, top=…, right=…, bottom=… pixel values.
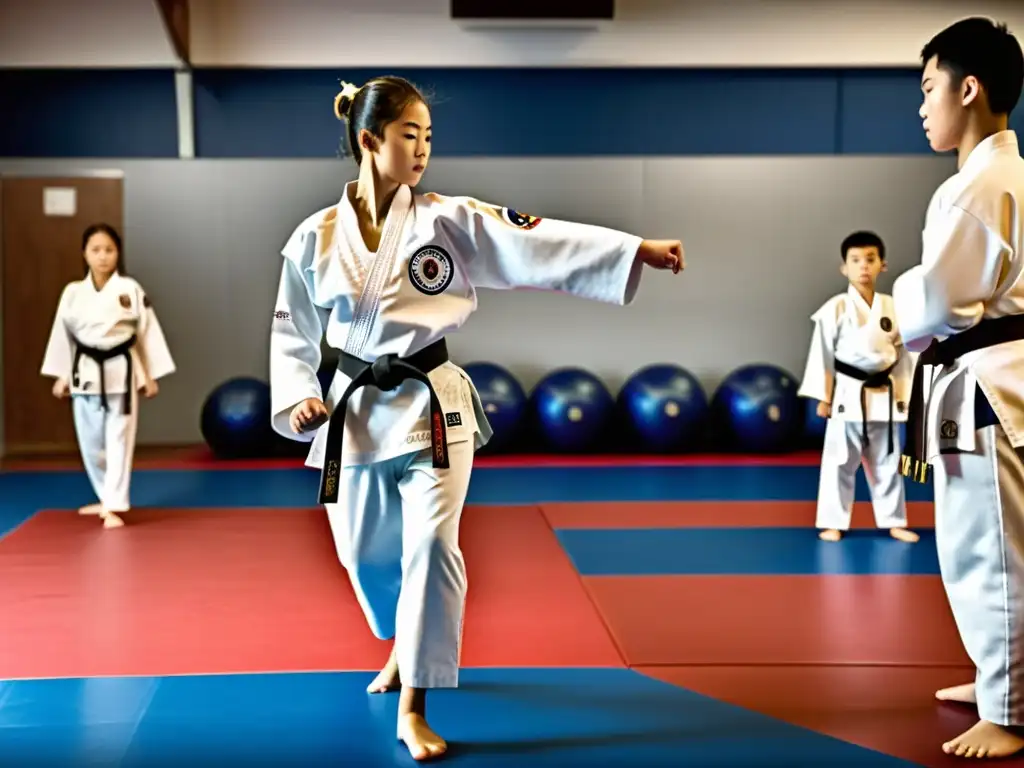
left=2, top=67, right=1022, bottom=158
left=0, top=69, right=180, bottom=158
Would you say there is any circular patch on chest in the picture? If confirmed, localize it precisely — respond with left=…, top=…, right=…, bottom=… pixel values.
left=880, top=316, right=893, bottom=332
left=118, top=294, right=131, bottom=309
left=408, top=245, right=454, bottom=296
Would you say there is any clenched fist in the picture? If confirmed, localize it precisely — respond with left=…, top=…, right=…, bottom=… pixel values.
left=290, top=397, right=328, bottom=434
left=638, top=239, right=685, bottom=274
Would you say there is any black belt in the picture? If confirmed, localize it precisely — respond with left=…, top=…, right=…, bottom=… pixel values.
left=318, top=338, right=451, bottom=504
left=831, top=359, right=897, bottom=455
left=72, top=335, right=137, bottom=415
left=901, top=314, right=1024, bottom=483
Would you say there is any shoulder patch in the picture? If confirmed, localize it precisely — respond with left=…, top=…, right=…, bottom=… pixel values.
left=501, top=208, right=542, bottom=230
left=142, top=294, right=152, bottom=309
left=880, top=316, right=892, bottom=332
left=408, top=245, right=454, bottom=296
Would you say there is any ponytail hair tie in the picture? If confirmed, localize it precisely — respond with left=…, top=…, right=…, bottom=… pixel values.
left=334, top=81, right=360, bottom=120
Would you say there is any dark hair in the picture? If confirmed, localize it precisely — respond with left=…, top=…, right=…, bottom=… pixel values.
left=921, top=17, right=1024, bottom=115
left=334, top=76, right=428, bottom=164
left=841, top=231, right=885, bottom=262
left=82, top=222, right=125, bottom=275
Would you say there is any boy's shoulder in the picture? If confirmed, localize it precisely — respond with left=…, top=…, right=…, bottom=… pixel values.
left=811, top=291, right=848, bottom=318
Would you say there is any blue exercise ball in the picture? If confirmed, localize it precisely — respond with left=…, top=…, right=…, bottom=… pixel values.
left=530, top=368, right=614, bottom=453
left=462, top=362, right=527, bottom=452
left=711, top=364, right=803, bottom=453
left=618, top=364, right=708, bottom=452
left=201, top=377, right=276, bottom=459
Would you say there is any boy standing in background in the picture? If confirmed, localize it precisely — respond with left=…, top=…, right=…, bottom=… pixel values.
left=799, top=231, right=918, bottom=543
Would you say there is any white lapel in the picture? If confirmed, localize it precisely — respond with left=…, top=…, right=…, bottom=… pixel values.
left=339, top=183, right=413, bottom=358
left=335, top=182, right=371, bottom=292
left=89, top=271, right=118, bottom=318
left=846, top=285, right=873, bottom=325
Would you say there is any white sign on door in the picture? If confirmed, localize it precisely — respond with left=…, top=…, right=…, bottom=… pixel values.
left=43, top=187, right=77, bottom=217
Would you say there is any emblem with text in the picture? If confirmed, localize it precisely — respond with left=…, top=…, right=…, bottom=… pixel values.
left=409, top=245, right=455, bottom=296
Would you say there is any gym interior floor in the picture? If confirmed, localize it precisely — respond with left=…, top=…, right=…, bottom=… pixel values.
left=0, top=448, right=1013, bottom=767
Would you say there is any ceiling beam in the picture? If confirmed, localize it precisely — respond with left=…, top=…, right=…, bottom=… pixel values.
left=155, top=0, right=190, bottom=68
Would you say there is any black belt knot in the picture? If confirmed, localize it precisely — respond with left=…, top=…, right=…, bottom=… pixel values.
left=369, top=355, right=405, bottom=391
left=831, top=359, right=897, bottom=455
left=317, top=338, right=451, bottom=505
left=72, top=335, right=137, bottom=415
left=900, top=314, right=1024, bottom=484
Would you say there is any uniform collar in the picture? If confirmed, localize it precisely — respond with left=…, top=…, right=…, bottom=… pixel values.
left=961, top=130, right=1018, bottom=175
left=846, top=283, right=876, bottom=312
left=88, top=271, right=120, bottom=292
left=337, top=181, right=412, bottom=259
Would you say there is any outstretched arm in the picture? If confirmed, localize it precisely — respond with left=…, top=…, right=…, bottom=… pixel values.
left=433, top=195, right=682, bottom=305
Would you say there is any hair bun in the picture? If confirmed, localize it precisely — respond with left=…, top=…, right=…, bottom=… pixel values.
left=334, top=81, right=360, bottom=120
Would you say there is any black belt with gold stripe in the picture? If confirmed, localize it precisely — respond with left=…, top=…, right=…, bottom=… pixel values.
left=317, top=338, right=450, bottom=504
left=901, top=314, right=1024, bottom=483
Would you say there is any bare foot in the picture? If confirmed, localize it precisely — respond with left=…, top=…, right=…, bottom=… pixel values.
left=398, top=713, right=448, bottom=761
left=942, top=719, right=1024, bottom=758
left=890, top=527, right=920, bottom=543
left=367, top=648, right=400, bottom=694
left=101, top=511, right=125, bottom=529
left=818, top=529, right=842, bottom=541
left=936, top=682, right=977, bottom=704
left=79, top=503, right=102, bottom=516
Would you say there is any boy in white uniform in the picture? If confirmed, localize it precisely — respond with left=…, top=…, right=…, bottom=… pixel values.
left=892, top=16, right=1024, bottom=760
left=799, top=231, right=918, bottom=543
left=270, top=76, right=684, bottom=762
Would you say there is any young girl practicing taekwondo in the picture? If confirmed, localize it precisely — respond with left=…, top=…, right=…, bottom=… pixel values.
left=41, top=223, right=176, bottom=529
left=269, top=76, right=684, bottom=761
left=798, top=231, right=919, bottom=544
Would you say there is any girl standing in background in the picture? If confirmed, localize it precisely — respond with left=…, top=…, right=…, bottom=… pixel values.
left=41, top=223, right=176, bottom=529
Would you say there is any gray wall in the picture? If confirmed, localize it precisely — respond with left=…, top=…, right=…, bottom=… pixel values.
left=0, top=156, right=957, bottom=445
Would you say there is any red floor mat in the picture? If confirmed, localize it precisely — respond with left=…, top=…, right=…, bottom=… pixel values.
left=458, top=504, right=622, bottom=668
left=582, top=574, right=971, bottom=666
left=0, top=506, right=619, bottom=679
left=542, top=500, right=935, bottom=529
left=639, top=665, right=1024, bottom=768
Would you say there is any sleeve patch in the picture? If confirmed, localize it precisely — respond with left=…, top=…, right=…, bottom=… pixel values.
left=273, top=310, right=291, bottom=321
left=501, top=208, right=542, bottom=230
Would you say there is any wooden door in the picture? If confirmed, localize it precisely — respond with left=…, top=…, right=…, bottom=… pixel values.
left=1, top=174, right=125, bottom=457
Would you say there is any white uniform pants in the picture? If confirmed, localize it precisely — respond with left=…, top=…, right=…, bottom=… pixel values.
left=933, top=424, right=1024, bottom=727
left=324, top=440, right=474, bottom=689
left=72, top=390, right=138, bottom=513
left=816, top=419, right=907, bottom=530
